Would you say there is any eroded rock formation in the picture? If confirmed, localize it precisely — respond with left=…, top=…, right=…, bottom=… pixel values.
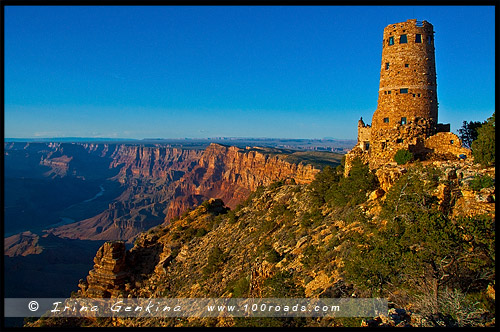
left=165, top=144, right=320, bottom=220
left=79, top=241, right=129, bottom=298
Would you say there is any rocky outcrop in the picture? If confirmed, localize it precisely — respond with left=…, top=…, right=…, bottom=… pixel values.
left=362, top=305, right=495, bottom=328
left=40, top=155, right=73, bottom=177
left=374, top=165, right=407, bottom=193
left=50, top=200, right=169, bottom=241
left=79, top=241, right=129, bottom=298
left=368, top=161, right=495, bottom=214
left=249, top=261, right=275, bottom=297
left=361, top=307, right=413, bottom=327
left=4, top=231, right=43, bottom=257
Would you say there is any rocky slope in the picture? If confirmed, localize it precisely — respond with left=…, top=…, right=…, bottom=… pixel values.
left=27, top=159, right=495, bottom=327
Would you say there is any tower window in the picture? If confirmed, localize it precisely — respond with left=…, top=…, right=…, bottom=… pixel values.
left=396, top=138, right=404, bottom=143
left=385, top=62, right=390, bottom=70
left=400, top=88, right=408, bottom=94
left=383, top=117, right=389, bottom=123
left=415, top=34, right=422, bottom=43
left=388, top=36, right=394, bottom=45
left=405, top=64, right=409, bottom=68
left=401, top=117, right=407, bottom=124
left=427, top=35, right=433, bottom=44
left=388, top=90, right=391, bottom=94
left=400, top=34, right=408, bottom=44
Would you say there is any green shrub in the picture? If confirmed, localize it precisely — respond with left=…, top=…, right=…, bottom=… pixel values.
left=309, top=166, right=342, bottom=206
left=301, top=244, right=321, bottom=269
left=300, top=209, right=323, bottom=228
left=201, top=198, right=229, bottom=215
left=269, top=180, right=285, bottom=191
left=262, top=270, right=304, bottom=297
left=227, top=210, right=239, bottom=224
left=195, top=228, right=208, bottom=237
left=203, top=246, right=227, bottom=276
left=269, top=203, right=294, bottom=222
left=468, top=174, right=495, bottom=192
left=394, top=149, right=414, bottom=165
left=258, top=243, right=282, bottom=263
left=230, top=275, right=250, bottom=297
left=340, top=165, right=495, bottom=305
left=181, top=208, right=192, bottom=218
left=328, top=158, right=377, bottom=208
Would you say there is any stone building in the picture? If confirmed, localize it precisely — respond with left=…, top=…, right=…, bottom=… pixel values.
left=346, top=19, right=470, bottom=174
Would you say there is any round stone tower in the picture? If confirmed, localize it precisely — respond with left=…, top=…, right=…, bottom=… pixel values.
left=371, top=19, right=437, bottom=135
left=344, top=19, right=470, bottom=175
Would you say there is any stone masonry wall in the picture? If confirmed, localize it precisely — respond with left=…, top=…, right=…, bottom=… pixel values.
left=371, top=19, right=438, bottom=135
left=424, top=132, right=471, bottom=159
left=357, top=118, right=372, bottom=151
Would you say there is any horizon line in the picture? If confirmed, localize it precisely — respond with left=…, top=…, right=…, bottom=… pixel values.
left=4, top=136, right=358, bottom=142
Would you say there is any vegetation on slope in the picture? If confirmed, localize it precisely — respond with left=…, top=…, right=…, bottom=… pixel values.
left=29, top=151, right=495, bottom=328
left=471, top=112, right=495, bottom=167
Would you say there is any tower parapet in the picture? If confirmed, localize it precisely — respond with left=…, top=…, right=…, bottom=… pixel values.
left=357, top=117, right=371, bottom=151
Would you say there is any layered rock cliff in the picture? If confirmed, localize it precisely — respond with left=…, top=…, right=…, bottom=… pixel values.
left=107, top=145, right=202, bottom=181
left=164, top=144, right=320, bottom=220
left=34, top=143, right=320, bottom=242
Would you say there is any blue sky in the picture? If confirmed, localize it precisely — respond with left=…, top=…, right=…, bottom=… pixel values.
left=4, top=5, right=495, bottom=139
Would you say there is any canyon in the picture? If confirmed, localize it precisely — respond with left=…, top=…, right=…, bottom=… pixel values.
left=4, top=141, right=337, bottom=300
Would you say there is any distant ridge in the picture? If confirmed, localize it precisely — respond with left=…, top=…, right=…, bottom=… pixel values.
left=4, top=137, right=138, bottom=142
left=4, top=137, right=356, bottom=152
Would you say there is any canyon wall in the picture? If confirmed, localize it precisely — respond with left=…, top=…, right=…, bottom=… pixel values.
left=165, top=144, right=320, bottom=220
left=5, top=142, right=320, bottom=243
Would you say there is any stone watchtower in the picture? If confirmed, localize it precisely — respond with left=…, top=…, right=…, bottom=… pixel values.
left=348, top=19, right=470, bottom=174
left=373, top=19, right=437, bottom=137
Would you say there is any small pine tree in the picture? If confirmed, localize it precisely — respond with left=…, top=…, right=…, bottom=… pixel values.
left=394, top=149, right=413, bottom=165
left=471, top=112, right=495, bottom=166
left=458, top=120, right=483, bottom=148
